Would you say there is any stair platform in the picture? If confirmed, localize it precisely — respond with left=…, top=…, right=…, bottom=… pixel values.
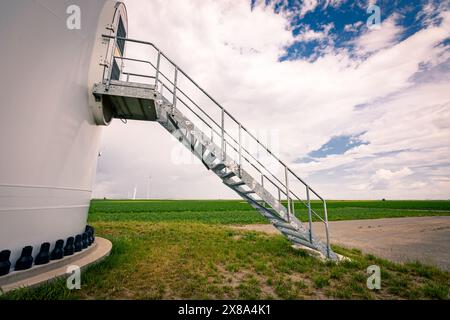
left=93, top=81, right=158, bottom=121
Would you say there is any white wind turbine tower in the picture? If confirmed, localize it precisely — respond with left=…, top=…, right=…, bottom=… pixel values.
left=0, top=0, right=129, bottom=277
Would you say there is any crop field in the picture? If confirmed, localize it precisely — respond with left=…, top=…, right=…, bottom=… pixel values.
left=89, top=199, right=450, bottom=224
left=2, top=200, right=450, bottom=300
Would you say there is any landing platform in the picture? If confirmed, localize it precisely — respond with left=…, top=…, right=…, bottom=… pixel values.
left=0, top=237, right=112, bottom=293
left=93, top=81, right=158, bottom=121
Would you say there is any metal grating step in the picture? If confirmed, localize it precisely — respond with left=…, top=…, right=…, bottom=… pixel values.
left=220, top=172, right=235, bottom=180
left=212, top=163, right=226, bottom=171
left=287, top=235, right=318, bottom=251
left=272, top=220, right=298, bottom=231
left=227, top=181, right=246, bottom=188
left=277, top=227, right=309, bottom=242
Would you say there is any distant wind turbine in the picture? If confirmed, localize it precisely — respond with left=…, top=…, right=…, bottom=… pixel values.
left=132, top=186, right=137, bottom=200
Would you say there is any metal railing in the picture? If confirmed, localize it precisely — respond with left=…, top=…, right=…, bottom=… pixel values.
left=101, top=34, right=331, bottom=257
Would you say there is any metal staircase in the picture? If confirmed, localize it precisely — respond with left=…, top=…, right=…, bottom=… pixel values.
left=93, top=34, right=338, bottom=260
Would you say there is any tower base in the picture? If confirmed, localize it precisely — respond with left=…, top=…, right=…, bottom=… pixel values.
left=0, top=237, right=112, bottom=294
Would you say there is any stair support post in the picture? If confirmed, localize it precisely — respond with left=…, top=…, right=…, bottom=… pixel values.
left=155, top=50, right=161, bottom=89
left=221, top=108, right=225, bottom=161
left=238, top=124, right=242, bottom=177
left=285, top=166, right=291, bottom=222
left=291, top=196, right=295, bottom=216
left=323, top=200, right=331, bottom=258
left=306, top=186, right=313, bottom=243
left=261, top=175, right=265, bottom=208
left=172, top=67, right=178, bottom=116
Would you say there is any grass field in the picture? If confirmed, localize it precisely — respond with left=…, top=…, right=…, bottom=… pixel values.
left=1, top=200, right=450, bottom=300
left=89, top=199, right=450, bottom=224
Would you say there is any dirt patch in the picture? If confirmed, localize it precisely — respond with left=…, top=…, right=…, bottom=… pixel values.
left=233, top=224, right=280, bottom=235
left=216, top=264, right=278, bottom=298
left=212, top=264, right=324, bottom=299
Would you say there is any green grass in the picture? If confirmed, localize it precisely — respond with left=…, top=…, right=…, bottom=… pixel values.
left=2, top=221, right=449, bottom=300
left=2, top=200, right=449, bottom=300
left=90, top=199, right=450, bottom=213
left=323, top=200, right=450, bottom=211
left=88, top=199, right=450, bottom=224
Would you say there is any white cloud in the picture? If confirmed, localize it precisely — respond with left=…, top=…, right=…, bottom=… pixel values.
left=295, top=23, right=334, bottom=42
left=344, top=21, right=363, bottom=33
left=93, top=0, right=450, bottom=200
left=373, top=167, right=412, bottom=181
left=299, top=0, right=320, bottom=17
left=369, top=167, right=428, bottom=191
left=324, top=0, right=346, bottom=8
left=351, top=13, right=404, bottom=54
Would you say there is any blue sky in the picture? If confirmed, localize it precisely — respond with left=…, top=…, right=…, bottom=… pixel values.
left=94, top=0, right=450, bottom=200
left=262, top=0, right=450, bottom=162
left=299, top=132, right=369, bottom=161
left=254, top=0, right=447, bottom=61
